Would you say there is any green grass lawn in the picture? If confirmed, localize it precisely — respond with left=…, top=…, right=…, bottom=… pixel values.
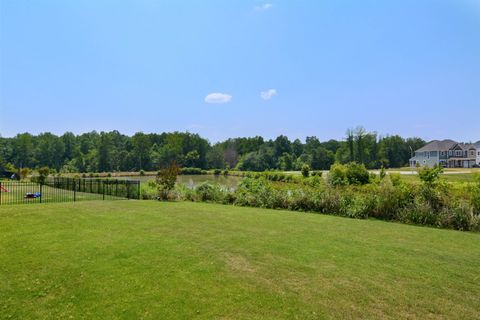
left=1, top=201, right=479, bottom=319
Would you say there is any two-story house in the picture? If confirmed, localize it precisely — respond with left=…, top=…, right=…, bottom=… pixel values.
left=475, top=141, right=480, bottom=166
left=409, top=140, right=477, bottom=168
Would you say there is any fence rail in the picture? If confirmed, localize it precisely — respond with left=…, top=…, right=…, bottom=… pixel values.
left=0, top=178, right=140, bottom=205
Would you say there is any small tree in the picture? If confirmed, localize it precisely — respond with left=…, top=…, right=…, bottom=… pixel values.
left=379, top=166, right=386, bottom=180
left=418, top=165, right=446, bottom=211
left=329, top=163, right=348, bottom=186
left=301, top=164, right=310, bottom=177
left=19, top=167, right=30, bottom=180
left=418, top=164, right=443, bottom=186
left=37, top=167, right=50, bottom=184
left=156, top=161, right=180, bottom=200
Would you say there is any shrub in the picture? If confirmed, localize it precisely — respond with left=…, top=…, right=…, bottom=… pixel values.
left=418, top=165, right=443, bottom=186
left=37, top=167, right=50, bottom=184
left=399, top=201, right=438, bottom=227
left=329, top=163, right=348, bottom=186
left=140, top=183, right=157, bottom=200
left=195, top=182, right=217, bottom=201
left=345, top=163, right=370, bottom=185
left=449, top=201, right=474, bottom=231
left=19, top=167, right=30, bottom=180
left=156, top=161, right=180, bottom=200
left=371, top=178, right=413, bottom=220
left=213, top=169, right=222, bottom=175
left=346, top=194, right=376, bottom=219
left=139, top=169, right=145, bottom=176
left=180, top=167, right=204, bottom=175
left=469, top=173, right=480, bottom=215
left=311, top=171, right=323, bottom=177
left=234, top=178, right=277, bottom=208
left=194, top=182, right=231, bottom=203
left=301, top=165, right=310, bottom=178
left=379, top=166, right=386, bottom=180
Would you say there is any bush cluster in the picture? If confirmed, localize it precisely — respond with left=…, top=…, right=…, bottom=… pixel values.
left=329, top=163, right=370, bottom=186
left=180, top=167, right=207, bottom=175
left=169, top=173, right=480, bottom=232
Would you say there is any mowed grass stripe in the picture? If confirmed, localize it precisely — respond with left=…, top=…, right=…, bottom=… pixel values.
left=0, top=201, right=479, bottom=319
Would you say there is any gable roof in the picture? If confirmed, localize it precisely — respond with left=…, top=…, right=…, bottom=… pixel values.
left=416, top=139, right=456, bottom=152
left=458, top=143, right=476, bottom=150
left=475, top=141, right=480, bottom=148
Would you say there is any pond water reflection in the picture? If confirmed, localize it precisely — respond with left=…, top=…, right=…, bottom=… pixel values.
left=119, top=174, right=242, bottom=189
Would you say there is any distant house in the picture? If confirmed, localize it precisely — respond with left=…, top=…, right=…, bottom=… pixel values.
left=409, top=139, right=478, bottom=168
left=475, top=141, right=480, bottom=166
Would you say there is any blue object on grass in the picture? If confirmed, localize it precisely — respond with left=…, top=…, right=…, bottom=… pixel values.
left=24, top=192, right=41, bottom=199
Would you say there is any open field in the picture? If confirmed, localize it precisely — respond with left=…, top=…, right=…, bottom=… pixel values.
left=1, top=201, right=479, bottom=319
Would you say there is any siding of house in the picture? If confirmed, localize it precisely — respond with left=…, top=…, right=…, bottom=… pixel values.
left=476, top=142, right=480, bottom=166
left=410, top=151, right=439, bottom=167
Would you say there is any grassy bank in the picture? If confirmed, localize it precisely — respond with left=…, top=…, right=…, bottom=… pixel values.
left=1, top=201, right=479, bottom=319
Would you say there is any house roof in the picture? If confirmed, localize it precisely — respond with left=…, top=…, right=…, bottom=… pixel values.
left=475, top=141, right=480, bottom=148
left=416, top=139, right=456, bottom=152
left=458, top=143, right=476, bottom=150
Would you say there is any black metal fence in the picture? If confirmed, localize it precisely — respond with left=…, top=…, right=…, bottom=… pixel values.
left=0, top=177, right=140, bottom=205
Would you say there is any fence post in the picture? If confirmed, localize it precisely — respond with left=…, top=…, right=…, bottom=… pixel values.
left=103, top=181, right=105, bottom=200
left=74, top=179, right=76, bottom=202
left=137, top=182, right=140, bottom=200
left=0, top=181, right=2, bottom=205
left=40, top=183, right=43, bottom=203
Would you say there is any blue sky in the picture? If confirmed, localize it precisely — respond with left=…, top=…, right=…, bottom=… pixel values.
left=1, top=0, right=479, bottom=142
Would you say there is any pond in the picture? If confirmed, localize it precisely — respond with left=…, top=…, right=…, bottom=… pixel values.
left=118, top=174, right=243, bottom=189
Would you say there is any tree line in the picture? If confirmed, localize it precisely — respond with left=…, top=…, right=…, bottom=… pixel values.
left=0, top=127, right=425, bottom=173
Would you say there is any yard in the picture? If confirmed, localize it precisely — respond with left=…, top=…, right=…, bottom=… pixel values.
left=1, top=201, right=479, bottom=319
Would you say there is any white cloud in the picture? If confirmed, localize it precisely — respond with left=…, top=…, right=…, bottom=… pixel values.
left=204, top=93, right=232, bottom=104
left=255, top=3, right=273, bottom=11
left=260, top=89, right=277, bottom=100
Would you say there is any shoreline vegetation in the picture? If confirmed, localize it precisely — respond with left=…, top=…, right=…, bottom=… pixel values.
left=136, top=163, right=480, bottom=232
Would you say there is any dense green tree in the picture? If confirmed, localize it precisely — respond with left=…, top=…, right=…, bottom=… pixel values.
left=12, top=133, right=35, bottom=168
left=97, top=132, right=113, bottom=172
left=273, top=135, right=291, bottom=158
left=291, top=139, right=303, bottom=157
left=132, top=132, right=151, bottom=170
left=0, top=129, right=426, bottom=173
